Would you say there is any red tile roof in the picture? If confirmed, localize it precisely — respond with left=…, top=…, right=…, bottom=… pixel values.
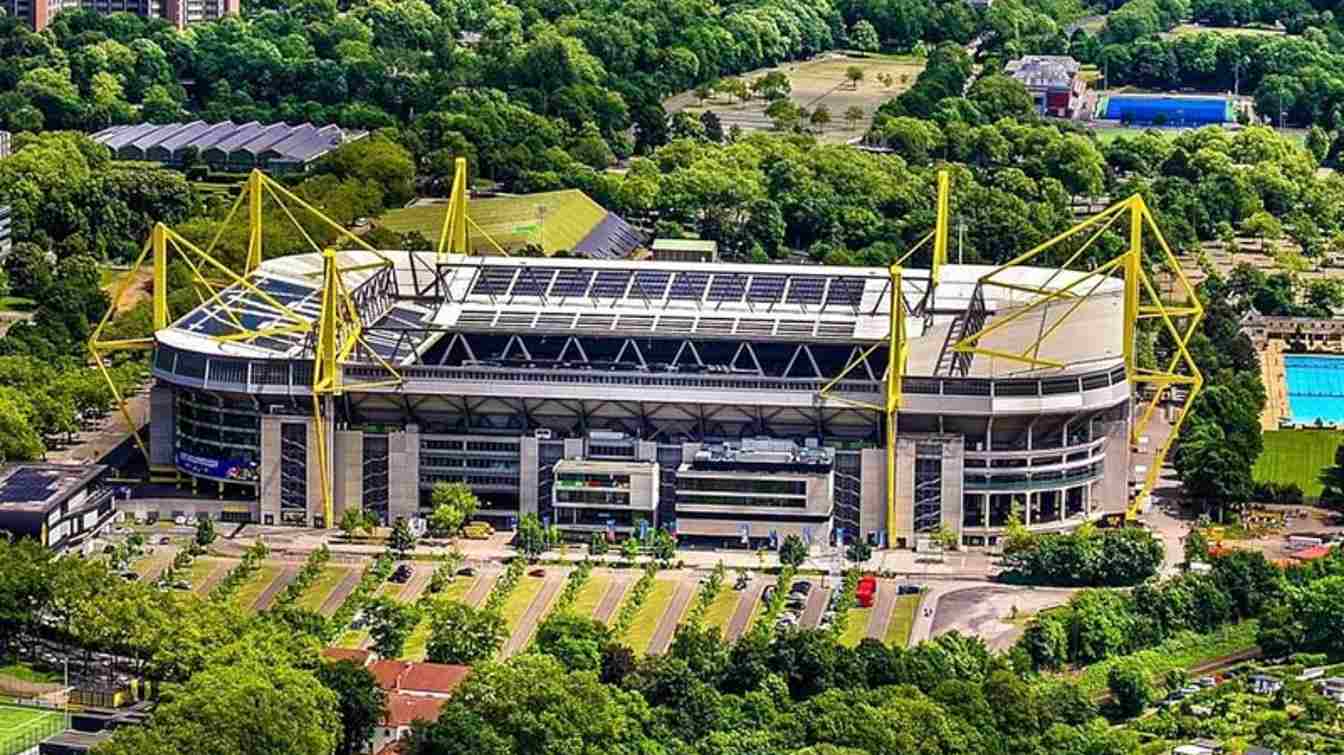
left=383, top=692, right=447, bottom=727
left=367, top=660, right=471, bottom=696
left=1292, top=544, right=1335, bottom=561
left=321, top=648, right=374, bottom=666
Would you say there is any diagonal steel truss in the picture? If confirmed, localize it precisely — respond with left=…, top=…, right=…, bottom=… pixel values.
left=950, top=194, right=1203, bottom=521
left=88, top=169, right=405, bottom=526
left=435, top=157, right=506, bottom=258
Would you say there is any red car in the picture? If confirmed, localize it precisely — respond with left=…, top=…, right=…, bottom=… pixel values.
left=856, top=575, right=877, bottom=608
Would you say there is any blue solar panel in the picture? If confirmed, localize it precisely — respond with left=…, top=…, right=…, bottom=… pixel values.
left=471, top=268, right=515, bottom=296
left=747, top=275, right=785, bottom=302
left=0, top=469, right=57, bottom=503
left=707, top=273, right=747, bottom=302
left=786, top=277, right=826, bottom=305
left=668, top=272, right=709, bottom=300
left=512, top=269, right=554, bottom=296
left=631, top=271, right=671, bottom=299
left=825, top=278, right=866, bottom=307
left=591, top=270, right=631, bottom=298
left=255, top=277, right=316, bottom=300
left=550, top=269, right=592, bottom=296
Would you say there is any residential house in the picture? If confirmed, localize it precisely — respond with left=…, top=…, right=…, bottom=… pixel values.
left=1005, top=55, right=1087, bottom=118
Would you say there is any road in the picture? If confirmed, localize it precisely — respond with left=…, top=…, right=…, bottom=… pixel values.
left=801, top=585, right=831, bottom=629
left=726, top=580, right=767, bottom=641
left=398, top=564, right=435, bottom=604
left=647, top=577, right=696, bottom=655
left=866, top=580, right=898, bottom=641
left=594, top=573, right=632, bottom=624
left=501, top=570, right=566, bottom=657
left=464, top=570, right=499, bottom=607
left=907, top=580, right=984, bottom=646
left=319, top=568, right=362, bottom=615
left=254, top=564, right=300, bottom=611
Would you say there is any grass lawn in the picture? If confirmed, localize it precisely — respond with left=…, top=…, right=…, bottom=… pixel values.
left=1253, top=429, right=1343, bottom=497
left=883, top=595, right=921, bottom=647
left=0, top=296, right=36, bottom=313
left=129, top=554, right=167, bottom=578
left=187, top=557, right=227, bottom=593
left=334, top=629, right=366, bottom=650
left=838, top=607, right=874, bottom=647
left=568, top=575, right=610, bottom=619
left=400, top=577, right=478, bottom=661
left=294, top=566, right=350, bottom=613
left=377, top=580, right=405, bottom=600
left=622, top=580, right=678, bottom=655
left=1169, top=23, right=1285, bottom=37
left=499, top=576, right=546, bottom=632
left=0, top=663, right=60, bottom=685
left=1069, top=621, right=1259, bottom=698
left=233, top=564, right=283, bottom=612
left=701, top=590, right=742, bottom=638
left=0, top=703, right=65, bottom=755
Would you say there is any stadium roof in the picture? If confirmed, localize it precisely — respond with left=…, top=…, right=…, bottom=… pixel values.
left=381, top=190, right=646, bottom=259
left=92, top=121, right=366, bottom=166
left=155, top=252, right=1125, bottom=379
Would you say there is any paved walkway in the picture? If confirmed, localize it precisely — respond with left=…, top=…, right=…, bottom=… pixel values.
left=907, top=580, right=990, bottom=646
left=464, top=570, right=499, bottom=607
left=801, top=585, right=831, bottom=629
left=502, top=571, right=567, bottom=657
left=254, top=564, right=300, bottom=611
left=398, top=563, right=435, bottom=604
left=319, top=568, right=362, bottom=616
left=594, top=574, right=632, bottom=624
left=647, top=577, right=696, bottom=655
left=726, top=580, right=768, bottom=641
left=866, top=579, right=897, bottom=641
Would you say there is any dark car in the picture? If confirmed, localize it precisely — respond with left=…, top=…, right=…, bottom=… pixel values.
left=789, top=581, right=812, bottom=596
left=785, top=597, right=807, bottom=610
left=762, top=585, right=776, bottom=603
left=896, top=584, right=922, bottom=596
left=528, top=568, right=547, bottom=578
left=389, top=565, right=413, bottom=584
left=457, top=566, right=477, bottom=577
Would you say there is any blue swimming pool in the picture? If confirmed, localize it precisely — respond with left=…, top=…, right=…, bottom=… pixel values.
left=1285, top=354, right=1344, bottom=424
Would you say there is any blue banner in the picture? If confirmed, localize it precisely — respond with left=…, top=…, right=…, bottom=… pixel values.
left=176, top=451, right=258, bottom=481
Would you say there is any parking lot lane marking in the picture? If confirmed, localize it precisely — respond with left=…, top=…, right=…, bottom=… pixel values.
left=501, top=570, right=567, bottom=657
left=725, top=580, right=767, bottom=641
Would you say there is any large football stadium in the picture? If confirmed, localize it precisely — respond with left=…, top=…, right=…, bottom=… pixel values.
left=95, top=166, right=1202, bottom=550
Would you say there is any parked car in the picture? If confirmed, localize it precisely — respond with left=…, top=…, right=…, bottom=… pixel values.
left=172, top=580, right=191, bottom=590
left=896, top=584, right=922, bottom=596
left=790, top=581, right=813, bottom=596
left=762, top=585, right=776, bottom=603
left=785, top=597, right=807, bottom=610
left=528, top=568, right=547, bottom=578
left=389, top=565, right=413, bottom=584
left=457, top=566, right=477, bottom=577
left=158, top=536, right=172, bottom=545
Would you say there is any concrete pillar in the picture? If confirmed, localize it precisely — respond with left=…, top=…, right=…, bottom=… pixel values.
left=305, top=415, right=330, bottom=528
left=332, top=430, right=363, bottom=523
left=636, top=440, right=657, bottom=462
left=1025, top=492, right=1033, bottom=526
left=519, top=435, right=539, bottom=518
left=940, top=437, right=964, bottom=539
left=148, top=383, right=175, bottom=466
left=387, top=425, right=420, bottom=524
left=893, top=440, right=915, bottom=548
left=259, top=415, right=282, bottom=526
left=859, top=448, right=886, bottom=545
left=563, top=437, right=585, bottom=460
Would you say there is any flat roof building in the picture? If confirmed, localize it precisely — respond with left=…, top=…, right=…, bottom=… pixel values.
left=91, top=121, right=366, bottom=174
left=0, top=0, right=238, bottom=31
left=0, top=463, right=114, bottom=553
left=1005, top=55, right=1087, bottom=119
left=143, top=250, right=1133, bottom=550
left=650, top=238, right=718, bottom=264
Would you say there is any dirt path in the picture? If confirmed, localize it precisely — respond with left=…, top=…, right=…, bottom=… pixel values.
left=254, top=564, right=301, bottom=611
left=726, top=580, right=767, bottom=641
left=398, top=563, right=435, bottom=604
left=801, top=585, right=831, bottom=629
left=867, top=580, right=897, bottom=640
left=319, top=568, right=363, bottom=616
left=501, top=571, right=566, bottom=657
left=464, top=571, right=499, bottom=607
left=594, top=573, right=632, bottom=624
left=647, top=577, right=696, bottom=655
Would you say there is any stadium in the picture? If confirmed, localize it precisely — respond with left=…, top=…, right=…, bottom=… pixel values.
left=97, top=166, right=1202, bottom=551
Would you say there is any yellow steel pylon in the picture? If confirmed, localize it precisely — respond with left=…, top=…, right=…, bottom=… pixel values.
left=950, top=194, right=1203, bottom=521
left=434, top=158, right=507, bottom=258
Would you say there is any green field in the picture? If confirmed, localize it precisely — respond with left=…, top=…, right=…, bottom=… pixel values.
left=0, top=664, right=60, bottom=685
left=401, top=577, right=477, bottom=661
left=702, top=590, right=742, bottom=638
left=838, top=607, right=874, bottom=647
left=622, top=580, right=678, bottom=654
left=569, top=575, right=610, bottom=619
left=0, top=703, right=65, bottom=755
left=233, top=564, right=283, bottom=612
left=499, top=577, right=546, bottom=632
left=295, top=566, right=351, bottom=613
left=883, top=595, right=921, bottom=647
left=1253, top=429, right=1343, bottom=497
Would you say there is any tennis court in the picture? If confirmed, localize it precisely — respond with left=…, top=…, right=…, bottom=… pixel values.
left=0, top=702, right=65, bottom=755
left=1285, top=354, right=1344, bottom=424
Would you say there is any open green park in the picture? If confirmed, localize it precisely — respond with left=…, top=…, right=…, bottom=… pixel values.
left=1253, top=429, right=1343, bottom=497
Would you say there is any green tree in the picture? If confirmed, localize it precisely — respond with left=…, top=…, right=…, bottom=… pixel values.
left=365, top=595, right=419, bottom=658
left=846, top=540, right=873, bottom=564
left=340, top=507, right=364, bottom=540
left=844, top=105, right=865, bottom=130
left=620, top=536, right=641, bottom=563
left=845, top=66, right=865, bottom=90
left=588, top=532, right=610, bottom=556
left=1107, top=659, right=1154, bottom=718
left=850, top=20, right=880, bottom=53
left=532, top=611, right=611, bottom=672
left=389, top=517, right=417, bottom=558
left=428, top=482, right=478, bottom=538
left=316, top=659, right=387, bottom=755
left=194, top=517, right=216, bottom=548
left=778, top=534, right=809, bottom=568
left=810, top=104, right=833, bottom=131
left=651, top=529, right=677, bottom=563
left=424, top=600, right=507, bottom=664
left=515, top=513, right=548, bottom=560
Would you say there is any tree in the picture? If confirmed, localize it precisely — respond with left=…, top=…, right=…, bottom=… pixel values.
left=810, top=104, right=832, bottom=132
left=389, top=517, right=417, bottom=558
left=620, top=536, right=641, bottom=563
left=967, top=74, right=1035, bottom=122
left=846, top=540, right=873, bottom=564
left=651, top=529, right=676, bottom=563
left=96, top=661, right=339, bottom=755
left=845, top=66, right=865, bottom=90
left=424, top=600, right=507, bottom=664
left=700, top=110, right=724, bottom=143
left=850, top=20, right=880, bottom=53
left=194, top=517, right=216, bottom=548
left=1107, top=659, right=1154, bottom=718
left=1242, top=210, right=1283, bottom=251
left=751, top=71, right=791, bottom=101
left=844, top=105, right=865, bottom=130
left=779, top=534, right=808, bottom=568
left=1184, top=525, right=1211, bottom=566
left=588, top=532, right=610, bottom=556
left=365, top=595, right=419, bottom=658
left=516, top=513, right=548, bottom=560
left=428, top=482, right=478, bottom=538
left=532, top=612, right=611, bottom=672
left=317, top=660, right=387, bottom=755
left=340, top=507, right=364, bottom=540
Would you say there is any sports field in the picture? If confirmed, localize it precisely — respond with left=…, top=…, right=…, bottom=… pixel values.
left=0, top=703, right=65, bottom=755
left=1253, top=429, right=1344, bottom=497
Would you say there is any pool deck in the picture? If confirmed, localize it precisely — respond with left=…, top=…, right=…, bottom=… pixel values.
left=1261, top=341, right=1288, bottom=430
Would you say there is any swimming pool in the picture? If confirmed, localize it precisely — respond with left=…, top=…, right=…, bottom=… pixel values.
left=1285, top=354, right=1344, bottom=424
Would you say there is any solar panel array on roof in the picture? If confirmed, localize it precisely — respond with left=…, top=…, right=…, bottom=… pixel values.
left=92, top=121, right=367, bottom=170
left=786, top=277, right=827, bottom=305
left=747, top=275, right=786, bottom=301
left=550, top=269, right=593, bottom=297
left=0, top=468, right=57, bottom=504
left=669, top=272, right=709, bottom=300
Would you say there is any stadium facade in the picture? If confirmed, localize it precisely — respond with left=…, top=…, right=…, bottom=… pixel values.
left=143, top=249, right=1136, bottom=549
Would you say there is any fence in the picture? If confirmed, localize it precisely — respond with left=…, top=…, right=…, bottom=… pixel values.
left=0, top=698, right=69, bottom=755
